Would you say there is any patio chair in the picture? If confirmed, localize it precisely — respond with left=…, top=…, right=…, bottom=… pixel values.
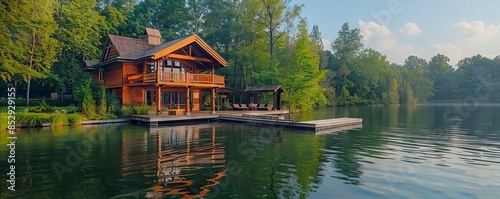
left=233, top=104, right=244, bottom=110
left=240, top=104, right=249, bottom=110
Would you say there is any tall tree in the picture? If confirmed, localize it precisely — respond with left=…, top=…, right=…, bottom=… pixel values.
left=134, top=0, right=189, bottom=40
left=388, top=78, right=399, bottom=105
left=3, top=0, right=59, bottom=105
left=427, top=54, right=456, bottom=100
left=280, top=19, right=326, bottom=111
left=404, top=55, right=428, bottom=69
left=52, top=0, right=107, bottom=98
left=253, top=0, right=302, bottom=66
left=0, top=3, right=21, bottom=82
left=186, top=0, right=209, bottom=34
left=330, top=22, right=363, bottom=101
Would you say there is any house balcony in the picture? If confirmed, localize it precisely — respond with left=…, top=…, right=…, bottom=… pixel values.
left=127, top=72, right=225, bottom=87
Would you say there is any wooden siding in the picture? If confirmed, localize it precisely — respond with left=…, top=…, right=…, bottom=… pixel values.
left=123, top=62, right=141, bottom=85
left=104, top=63, right=123, bottom=88
left=107, top=44, right=120, bottom=61
left=92, top=71, right=103, bottom=85
left=123, top=86, right=144, bottom=105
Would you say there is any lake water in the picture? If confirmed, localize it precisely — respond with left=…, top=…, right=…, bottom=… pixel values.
left=1, top=105, right=499, bottom=199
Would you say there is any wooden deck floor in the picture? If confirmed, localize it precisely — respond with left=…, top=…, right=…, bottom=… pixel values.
left=129, top=110, right=363, bottom=133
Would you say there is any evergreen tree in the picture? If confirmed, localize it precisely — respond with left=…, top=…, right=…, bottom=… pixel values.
left=281, top=19, right=326, bottom=111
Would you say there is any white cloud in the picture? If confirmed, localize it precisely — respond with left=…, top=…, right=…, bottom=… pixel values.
left=432, top=43, right=462, bottom=66
left=399, top=22, right=422, bottom=36
left=321, top=38, right=332, bottom=51
left=358, top=20, right=396, bottom=50
left=357, top=20, right=416, bottom=63
left=453, top=20, right=500, bottom=40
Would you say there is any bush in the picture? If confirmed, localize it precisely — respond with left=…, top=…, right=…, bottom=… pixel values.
left=134, top=104, right=152, bottom=115
left=67, top=114, right=83, bottom=125
left=107, top=92, right=121, bottom=115
left=99, top=114, right=117, bottom=120
left=121, top=104, right=153, bottom=116
left=354, top=100, right=371, bottom=106
left=80, top=79, right=97, bottom=117
left=121, top=105, right=134, bottom=116
left=97, top=87, right=107, bottom=115
left=0, top=108, right=7, bottom=129
left=17, top=113, right=52, bottom=126
left=29, top=100, right=55, bottom=113
left=50, top=113, right=69, bottom=127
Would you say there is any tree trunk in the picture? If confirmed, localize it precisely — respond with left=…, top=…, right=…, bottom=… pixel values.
left=26, top=78, right=31, bottom=106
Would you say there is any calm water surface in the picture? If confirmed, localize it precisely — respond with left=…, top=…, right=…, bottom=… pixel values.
left=1, top=105, right=500, bottom=199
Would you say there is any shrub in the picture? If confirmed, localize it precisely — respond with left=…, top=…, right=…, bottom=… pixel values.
left=0, top=108, right=7, bottom=129
left=80, top=79, right=97, bottom=117
left=17, top=113, right=52, bottom=126
left=50, top=113, right=69, bottom=127
left=99, top=114, right=117, bottom=120
left=121, top=105, right=134, bottom=116
left=29, top=100, right=55, bottom=113
left=107, top=92, right=121, bottom=115
left=97, top=87, right=107, bottom=115
left=121, top=104, right=153, bottom=116
left=134, top=104, right=152, bottom=115
left=67, top=114, right=83, bottom=125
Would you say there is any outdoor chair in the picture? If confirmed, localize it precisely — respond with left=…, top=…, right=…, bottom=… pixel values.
left=233, top=104, right=244, bottom=110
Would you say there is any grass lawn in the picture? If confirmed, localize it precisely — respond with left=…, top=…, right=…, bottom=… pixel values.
left=15, top=106, right=78, bottom=112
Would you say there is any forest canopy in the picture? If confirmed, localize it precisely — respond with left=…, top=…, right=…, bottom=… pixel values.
left=1, top=0, right=499, bottom=109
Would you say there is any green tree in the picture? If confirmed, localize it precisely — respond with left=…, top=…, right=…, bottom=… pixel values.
left=52, top=0, right=107, bottom=99
left=134, top=0, right=189, bottom=40
left=388, top=78, right=399, bottom=105
left=404, top=55, right=428, bottom=69
left=280, top=19, right=326, bottom=111
left=427, top=54, right=456, bottom=100
left=253, top=0, right=302, bottom=66
left=2, top=0, right=59, bottom=105
left=330, top=22, right=363, bottom=101
left=455, top=55, right=499, bottom=102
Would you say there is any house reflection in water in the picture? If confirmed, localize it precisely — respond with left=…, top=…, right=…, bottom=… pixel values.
left=144, top=125, right=226, bottom=198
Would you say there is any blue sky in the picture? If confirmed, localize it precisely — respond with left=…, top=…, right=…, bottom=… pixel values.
left=293, top=0, right=500, bottom=65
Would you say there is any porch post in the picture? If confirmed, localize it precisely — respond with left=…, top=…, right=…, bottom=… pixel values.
left=185, top=87, right=191, bottom=115
left=211, top=64, right=215, bottom=84
left=156, top=60, right=160, bottom=82
left=156, top=86, right=161, bottom=114
left=211, top=88, right=216, bottom=114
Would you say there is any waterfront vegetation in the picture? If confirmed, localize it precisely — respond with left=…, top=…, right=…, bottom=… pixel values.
left=1, top=0, right=499, bottom=112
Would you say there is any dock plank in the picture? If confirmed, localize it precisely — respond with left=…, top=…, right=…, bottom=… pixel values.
left=129, top=110, right=362, bottom=133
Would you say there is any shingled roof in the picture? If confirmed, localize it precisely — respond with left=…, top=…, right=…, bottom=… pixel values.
left=92, top=28, right=228, bottom=68
left=244, top=85, right=284, bottom=93
left=107, top=34, right=153, bottom=60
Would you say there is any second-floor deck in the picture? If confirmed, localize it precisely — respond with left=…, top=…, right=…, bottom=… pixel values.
left=127, top=72, right=224, bottom=87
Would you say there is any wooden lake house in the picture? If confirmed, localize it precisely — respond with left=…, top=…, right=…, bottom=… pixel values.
left=84, top=28, right=228, bottom=115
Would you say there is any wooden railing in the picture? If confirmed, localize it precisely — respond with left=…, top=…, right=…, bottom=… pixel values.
left=127, top=73, right=156, bottom=83
left=128, top=72, right=224, bottom=85
left=189, top=74, right=213, bottom=84
left=160, top=72, right=186, bottom=82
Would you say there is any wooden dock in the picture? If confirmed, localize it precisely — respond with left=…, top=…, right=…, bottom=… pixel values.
left=219, top=114, right=362, bottom=132
left=128, top=110, right=362, bottom=132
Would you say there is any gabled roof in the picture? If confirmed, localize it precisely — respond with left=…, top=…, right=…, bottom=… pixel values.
left=99, top=33, right=228, bottom=67
left=107, top=34, right=153, bottom=60
left=244, top=85, right=284, bottom=93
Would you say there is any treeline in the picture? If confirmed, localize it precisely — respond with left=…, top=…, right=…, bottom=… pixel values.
left=325, top=23, right=500, bottom=106
left=1, top=0, right=499, bottom=110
